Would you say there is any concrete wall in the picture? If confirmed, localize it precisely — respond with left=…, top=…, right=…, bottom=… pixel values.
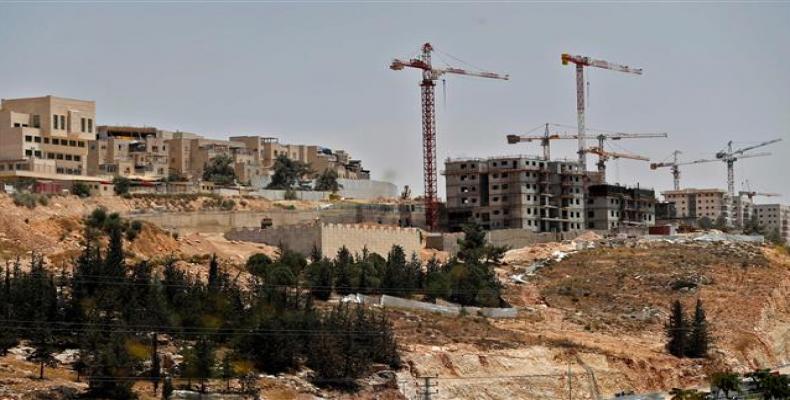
left=248, top=189, right=330, bottom=201
left=225, top=223, right=421, bottom=259
left=336, top=179, right=398, bottom=199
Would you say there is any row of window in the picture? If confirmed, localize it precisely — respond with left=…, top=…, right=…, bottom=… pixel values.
left=24, top=135, right=86, bottom=147
left=25, top=149, right=82, bottom=162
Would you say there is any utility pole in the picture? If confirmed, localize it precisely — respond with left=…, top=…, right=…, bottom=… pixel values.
left=416, top=375, right=437, bottom=400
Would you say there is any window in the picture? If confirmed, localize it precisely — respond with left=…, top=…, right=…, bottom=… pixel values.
left=25, top=149, right=32, bottom=156
left=52, top=139, right=59, bottom=145
left=88, top=119, right=93, bottom=133
left=65, top=154, right=73, bottom=161
left=81, top=118, right=86, bottom=132
left=78, top=141, right=85, bottom=148
left=60, top=115, right=66, bottom=130
left=74, top=155, right=81, bottom=162
left=69, top=140, right=76, bottom=147
left=56, top=154, right=64, bottom=160
left=43, top=138, right=49, bottom=144
left=34, top=150, right=42, bottom=157
left=53, top=114, right=59, bottom=129
left=47, top=153, right=54, bottom=160
left=34, top=136, right=42, bottom=143
left=25, top=135, right=32, bottom=142
left=32, top=115, right=40, bottom=128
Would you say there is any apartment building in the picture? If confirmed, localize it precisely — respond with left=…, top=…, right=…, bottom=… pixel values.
left=662, top=188, right=732, bottom=225
left=753, top=204, right=790, bottom=245
left=88, top=126, right=172, bottom=179
left=444, top=156, right=585, bottom=232
left=230, top=136, right=369, bottom=180
left=0, top=96, right=96, bottom=177
left=586, top=184, right=656, bottom=230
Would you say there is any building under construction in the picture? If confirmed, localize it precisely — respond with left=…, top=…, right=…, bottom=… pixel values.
left=586, top=184, right=656, bottom=230
left=444, top=156, right=585, bottom=232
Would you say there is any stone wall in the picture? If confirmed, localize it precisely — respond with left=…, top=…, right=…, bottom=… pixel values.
left=321, top=223, right=421, bottom=259
left=131, top=202, right=427, bottom=234
left=225, top=223, right=421, bottom=259
left=226, top=224, right=321, bottom=256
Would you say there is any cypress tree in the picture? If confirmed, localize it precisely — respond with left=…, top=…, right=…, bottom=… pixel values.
left=151, top=333, right=161, bottom=394
left=665, top=299, right=688, bottom=357
left=208, top=254, right=220, bottom=291
left=195, top=337, right=215, bottom=393
left=334, top=246, right=353, bottom=296
left=687, top=299, right=711, bottom=358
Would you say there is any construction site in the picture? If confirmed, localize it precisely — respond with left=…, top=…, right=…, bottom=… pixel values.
left=0, top=3, right=789, bottom=400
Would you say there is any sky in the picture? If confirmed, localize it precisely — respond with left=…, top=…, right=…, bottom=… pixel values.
left=0, top=1, right=788, bottom=200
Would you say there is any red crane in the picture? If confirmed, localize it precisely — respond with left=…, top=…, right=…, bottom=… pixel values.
left=390, top=43, right=509, bottom=230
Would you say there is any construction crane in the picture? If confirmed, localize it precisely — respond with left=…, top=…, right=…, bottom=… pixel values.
left=506, top=122, right=665, bottom=179
left=390, top=42, right=509, bottom=230
left=739, top=179, right=781, bottom=200
left=561, top=54, right=643, bottom=169
left=650, top=150, right=719, bottom=190
left=714, top=138, right=782, bottom=198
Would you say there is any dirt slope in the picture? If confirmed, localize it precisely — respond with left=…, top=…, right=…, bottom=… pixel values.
left=393, top=241, right=790, bottom=399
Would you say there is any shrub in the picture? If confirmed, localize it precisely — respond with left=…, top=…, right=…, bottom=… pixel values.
left=113, top=176, right=131, bottom=195
left=12, top=192, right=39, bottom=209
left=71, top=182, right=92, bottom=198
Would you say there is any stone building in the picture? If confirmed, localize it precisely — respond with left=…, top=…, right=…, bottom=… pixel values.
left=0, top=95, right=96, bottom=177
left=661, top=188, right=732, bottom=225
left=586, top=184, right=656, bottom=230
left=753, top=203, right=790, bottom=244
left=444, top=156, right=585, bottom=232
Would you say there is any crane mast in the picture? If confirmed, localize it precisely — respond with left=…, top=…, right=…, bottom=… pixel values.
left=650, top=150, right=719, bottom=190
left=561, top=53, right=643, bottom=171
left=391, top=43, right=508, bottom=230
left=715, top=138, right=782, bottom=198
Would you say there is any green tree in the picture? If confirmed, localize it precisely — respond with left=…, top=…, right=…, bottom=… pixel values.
left=71, top=182, right=92, bottom=197
left=194, top=337, right=216, bottom=393
left=246, top=253, right=273, bottom=277
left=669, top=388, right=706, bottom=400
left=307, top=258, right=333, bottom=301
left=150, top=333, right=161, bottom=395
left=710, top=371, right=740, bottom=399
left=266, top=154, right=312, bottom=190
left=113, top=176, right=132, bottom=195
left=202, top=154, right=237, bottom=185
left=314, top=169, right=342, bottom=192
left=666, top=300, right=688, bottom=357
left=686, top=299, right=710, bottom=358
left=698, top=216, right=714, bottom=230
left=765, top=228, right=783, bottom=245
left=220, top=353, right=235, bottom=391
left=334, top=246, right=354, bottom=296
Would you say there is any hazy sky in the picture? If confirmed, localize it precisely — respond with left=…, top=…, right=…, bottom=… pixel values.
left=1, top=2, right=788, bottom=200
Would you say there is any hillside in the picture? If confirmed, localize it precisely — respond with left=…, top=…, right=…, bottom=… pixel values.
left=392, top=240, right=790, bottom=399
left=1, top=193, right=789, bottom=399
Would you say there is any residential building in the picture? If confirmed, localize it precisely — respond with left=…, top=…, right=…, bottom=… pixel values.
left=444, top=156, right=585, bottom=232
left=0, top=96, right=96, bottom=177
left=662, top=188, right=732, bottom=225
left=586, top=184, right=656, bottom=230
left=753, top=204, right=790, bottom=245
left=230, top=136, right=369, bottom=180
left=88, top=126, right=172, bottom=179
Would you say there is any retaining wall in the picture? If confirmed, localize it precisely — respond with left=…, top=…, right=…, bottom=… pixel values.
left=379, top=295, right=518, bottom=319
left=225, top=223, right=421, bottom=259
